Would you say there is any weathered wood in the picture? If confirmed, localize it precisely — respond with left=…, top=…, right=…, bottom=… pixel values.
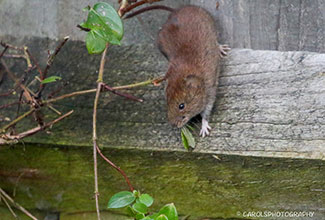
left=0, top=38, right=324, bottom=160
left=0, top=144, right=324, bottom=219
left=191, top=0, right=325, bottom=52
left=0, top=0, right=324, bottom=52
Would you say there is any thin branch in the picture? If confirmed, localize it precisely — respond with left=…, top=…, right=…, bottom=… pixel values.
left=23, top=46, right=33, bottom=71
left=1, top=60, right=35, bottom=103
left=44, top=76, right=164, bottom=104
left=0, top=41, right=24, bottom=51
left=44, top=89, right=97, bottom=104
left=0, top=101, right=21, bottom=110
left=0, top=109, right=35, bottom=133
left=38, top=36, right=69, bottom=97
left=2, top=110, right=73, bottom=141
left=96, top=144, right=134, bottom=191
left=2, top=54, right=26, bottom=59
left=42, top=36, right=70, bottom=80
left=102, top=83, right=143, bottom=102
left=92, top=43, right=110, bottom=220
left=0, top=188, right=38, bottom=220
left=93, top=82, right=102, bottom=220
left=0, top=45, right=8, bottom=59
left=0, top=193, right=18, bottom=219
left=119, top=0, right=162, bottom=17
left=112, top=76, right=165, bottom=89
left=97, top=43, right=109, bottom=82
left=25, top=48, right=43, bottom=78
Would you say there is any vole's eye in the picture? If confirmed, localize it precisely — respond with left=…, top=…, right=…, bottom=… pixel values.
left=179, top=103, right=185, bottom=110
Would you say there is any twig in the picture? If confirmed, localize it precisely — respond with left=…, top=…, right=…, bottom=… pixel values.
left=44, top=76, right=164, bottom=104
left=0, top=193, right=18, bottom=218
left=102, top=83, right=143, bottom=102
left=0, top=42, right=24, bottom=51
left=0, top=109, right=35, bottom=133
left=0, top=90, right=15, bottom=97
left=0, top=45, right=8, bottom=59
left=38, top=36, right=69, bottom=97
left=96, top=144, right=134, bottom=191
left=119, top=0, right=162, bottom=17
left=92, top=42, right=109, bottom=220
left=25, top=48, right=43, bottom=78
left=2, top=110, right=73, bottom=141
left=0, top=101, right=21, bottom=110
left=3, top=54, right=26, bottom=59
left=0, top=188, right=38, bottom=220
left=23, top=46, right=33, bottom=71
left=42, top=36, right=70, bottom=80
left=47, top=105, right=62, bottom=115
left=1, top=60, right=35, bottom=103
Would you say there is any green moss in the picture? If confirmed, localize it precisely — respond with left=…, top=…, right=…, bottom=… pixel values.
left=0, top=144, right=324, bottom=219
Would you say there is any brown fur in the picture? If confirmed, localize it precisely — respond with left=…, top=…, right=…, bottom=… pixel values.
left=157, top=5, right=221, bottom=128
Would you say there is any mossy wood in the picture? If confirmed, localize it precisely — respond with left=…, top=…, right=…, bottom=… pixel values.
left=1, top=37, right=324, bottom=159
left=0, top=144, right=324, bottom=219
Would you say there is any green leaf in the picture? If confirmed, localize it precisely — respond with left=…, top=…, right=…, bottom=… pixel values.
left=142, top=217, right=154, bottom=220
left=41, top=76, right=62, bottom=84
left=158, top=203, right=178, bottom=220
left=155, top=214, right=168, bottom=220
left=139, top=194, right=154, bottom=207
left=132, top=202, right=148, bottom=214
left=86, top=31, right=106, bottom=54
left=125, top=206, right=136, bottom=217
left=135, top=213, right=145, bottom=220
left=108, top=191, right=135, bottom=208
left=81, top=2, right=123, bottom=48
left=181, top=127, right=196, bottom=150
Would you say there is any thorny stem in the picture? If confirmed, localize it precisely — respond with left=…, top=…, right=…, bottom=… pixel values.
left=0, top=188, right=38, bottom=220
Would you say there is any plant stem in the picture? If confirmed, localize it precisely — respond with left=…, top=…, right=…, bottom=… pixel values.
left=96, top=144, right=134, bottom=191
left=0, top=108, right=35, bottom=133
left=92, top=42, right=109, bottom=220
left=93, top=83, right=102, bottom=220
left=44, top=76, right=164, bottom=104
left=97, top=43, right=109, bottom=82
left=0, top=188, right=38, bottom=220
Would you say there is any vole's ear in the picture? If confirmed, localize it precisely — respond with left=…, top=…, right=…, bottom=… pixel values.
left=185, top=75, right=203, bottom=89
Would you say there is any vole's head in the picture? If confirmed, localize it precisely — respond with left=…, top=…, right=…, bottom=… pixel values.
left=166, top=74, right=205, bottom=128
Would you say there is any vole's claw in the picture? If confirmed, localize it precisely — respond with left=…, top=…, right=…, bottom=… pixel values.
left=200, top=118, right=211, bottom=137
left=219, top=44, right=231, bottom=58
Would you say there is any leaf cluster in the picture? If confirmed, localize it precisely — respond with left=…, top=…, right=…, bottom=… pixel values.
left=80, top=2, right=124, bottom=54
left=108, top=190, right=178, bottom=220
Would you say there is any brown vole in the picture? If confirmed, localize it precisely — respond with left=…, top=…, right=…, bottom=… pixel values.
left=157, top=5, right=229, bottom=137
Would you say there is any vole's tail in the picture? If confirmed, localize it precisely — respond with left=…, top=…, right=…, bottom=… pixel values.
left=124, top=5, right=174, bottom=19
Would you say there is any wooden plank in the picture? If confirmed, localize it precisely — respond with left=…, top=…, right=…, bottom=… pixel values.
left=191, top=0, right=325, bottom=53
left=0, top=38, right=324, bottom=159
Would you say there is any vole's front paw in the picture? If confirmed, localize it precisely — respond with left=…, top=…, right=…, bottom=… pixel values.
left=200, top=118, right=211, bottom=138
left=219, top=44, right=231, bottom=58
